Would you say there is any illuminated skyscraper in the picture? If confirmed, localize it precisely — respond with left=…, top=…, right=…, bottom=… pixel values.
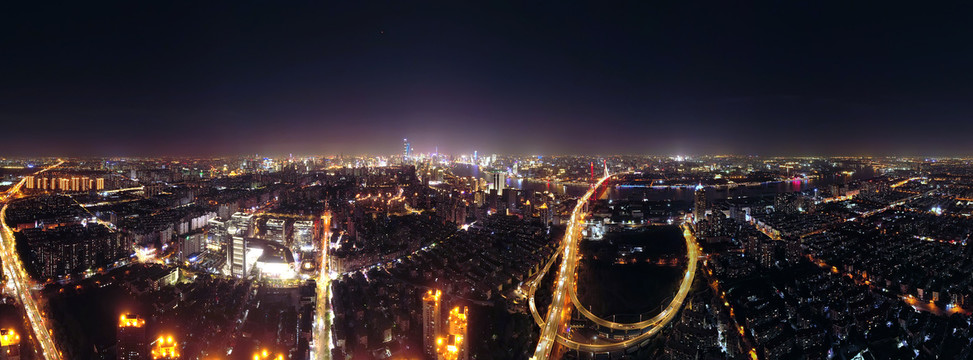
left=403, top=138, right=412, bottom=161
left=437, top=306, right=468, bottom=360
left=492, top=172, right=504, bottom=192
left=227, top=213, right=253, bottom=278
left=293, top=220, right=315, bottom=251
left=118, top=314, right=146, bottom=360
left=228, top=235, right=248, bottom=277
left=150, top=335, right=179, bottom=360
left=0, top=329, right=20, bottom=360
left=422, top=289, right=442, bottom=357
left=693, top=185, right=709, bottom=221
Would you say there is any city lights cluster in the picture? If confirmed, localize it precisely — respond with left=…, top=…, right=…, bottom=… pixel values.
left=151, top=335, right=179, bottom=359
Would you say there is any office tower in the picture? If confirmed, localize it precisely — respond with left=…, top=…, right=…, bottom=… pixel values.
left=229, top=235, right=247, bottom=278
left=403, top=138, right=412, bottom=161
left=150, top=335, right=179, bottom=360
left=492, top=172, right=504, bottom=192
left=422, top=290, right=442, bottom=357
left=207, top=218, right=227, bottom=245
left=0, top=329, right=20, bottom=360
left=227, top=213, right=253, bottom=278
left=693, top=185, right=709, bottom=221
left=118, top=314, right=146, bottom=360
left=264, top=218, right=286, bottom=245
left=473, top=191, right=485, bottom=207
left=538, top=202, right=552, bottom=227
left=293, top=220, right=315, bottom=251
left=503, top=188, right=517, bottom=212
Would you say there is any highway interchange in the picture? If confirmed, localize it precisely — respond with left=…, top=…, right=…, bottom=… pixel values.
left=529, top=172, right=700, bottom=359
left=0, top=162, right=697, bottom=360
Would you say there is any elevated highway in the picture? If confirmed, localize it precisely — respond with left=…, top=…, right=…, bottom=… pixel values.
left=529, top=172, right=700, bottom=358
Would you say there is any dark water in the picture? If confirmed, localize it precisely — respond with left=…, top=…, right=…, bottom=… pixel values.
left=608, top=178, right=819, bottom=202
left=576, top=225, right=687, bottom=320
left=451, top=163, right=853, bottom=201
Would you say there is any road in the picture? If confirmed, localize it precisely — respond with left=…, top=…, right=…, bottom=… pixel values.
left=313, top=212, right=333, bottom=360
left=531, top=173, right=613, bottom=360
left=0, top=160, right=64, bottom=360
left=529, top=172, right=700, bottom=358
left=565, top=222, right=698, bottom=330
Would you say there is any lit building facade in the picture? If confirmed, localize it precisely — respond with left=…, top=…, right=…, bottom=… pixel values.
left=693, top=185, right=709, bottom=221
left=292, top=220, right=315, bottom=251
left=150, top=335, right=179, bottom=360
left=21, top=224, right=125, bottom=279
left=422, top=289, right=442, bottom=357
left=227, top=213, right=253, bottom=277
left=0, top=329, right=20, bottom=360
left=118, top=314, right=146, bottom=360
left=437, top=306, right=468, bottom=360
left=264, top=218, right=286, bottom=245
left=403, top=138, right=412, bottom=161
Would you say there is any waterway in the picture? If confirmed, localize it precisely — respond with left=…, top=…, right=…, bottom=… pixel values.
left=450, top=163, right=867, bottom=201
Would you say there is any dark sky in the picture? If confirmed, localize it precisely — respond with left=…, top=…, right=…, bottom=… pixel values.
left=2, top=2, right=973, bottom=156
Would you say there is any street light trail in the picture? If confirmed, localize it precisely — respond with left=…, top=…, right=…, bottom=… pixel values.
left=531, top=173, right=613, bottom=360
left=0, top=160, right=64, bottom=360
left=313, top=212, right=334, bottom=360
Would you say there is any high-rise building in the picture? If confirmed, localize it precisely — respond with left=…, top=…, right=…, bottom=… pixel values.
left=118, top=314, right=146, bottom=360
left=437, top=306, right=468, bottom=360
left=227, top=213, right=253, bottom=278
left=293, top=220, right=315, bottom=251
left=492, top=172, right=504, bottom=192
left=179, top=232, right=205, bottom=263
left=403, top=138, right=412, bottom=161
left=229, top=235, right=248, bottom=277
left=264, top=218, right=286, bottom=245
left=503, top=188, right=518, bottom=212
left=24, top=176, right=34, bottom=190
left=422, top=289, right=442, bottom=357
left=538, top=202, right=552, bottom=227
left=0, top=329, right=20, bottom=360
left=693, top=185, right=709, bottom=221
left=150, top=335, right=179, bottom=360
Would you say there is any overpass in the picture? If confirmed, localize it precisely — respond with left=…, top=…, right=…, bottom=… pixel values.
left=529, top=172, right=700, bottom=358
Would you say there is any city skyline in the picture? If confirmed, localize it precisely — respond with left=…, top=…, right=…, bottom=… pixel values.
left=4, top=2, right=973, bottom=359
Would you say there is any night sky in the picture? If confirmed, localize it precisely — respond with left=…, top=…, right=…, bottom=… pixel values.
left=3, top=2, right=973, bottom=156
